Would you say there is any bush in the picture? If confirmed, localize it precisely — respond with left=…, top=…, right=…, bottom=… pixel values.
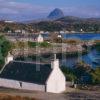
left=28, top=41, right=51, bottom=48
left=90, top=67, right=100, bottom=84
left=61, top=66, right=76, bottom=81
left=0, top=35, right=12, bottom=69
left=28, top=41, right=37, bottom=48
left=95, top=43, right=100, bottom=51
left=39, top=42, right=51, bottom=47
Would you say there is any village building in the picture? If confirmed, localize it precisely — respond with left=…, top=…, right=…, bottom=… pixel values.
left=57, top=34, right=62, bottom=38
left=39, top=31, right=44, bottom=34
left=45, top=31, right=49, bottom=34
left=0, top=54, right=66, bottom=93
left=21, top=30, right=26, bottom=34
left=4, top=20, right=14, bottom=23
left=80, top=29, right=84, bottom=32
left=15, top=29, right=22, bottom=33
left=6, top=34, right=44, bottom=43
left=36, top=34, right=44, bottom=43
left=65, top=31, right=69, bottom=33
left=60, top=31, right=65, bottom=34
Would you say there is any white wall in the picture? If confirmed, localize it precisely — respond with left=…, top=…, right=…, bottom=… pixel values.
left=0, top=78, right=45, bottom=91
left=46, top=68, right=66, bottom=93
left=37, top=34, right=44, bottom=43
left=5, top=55, right=13, bottom=64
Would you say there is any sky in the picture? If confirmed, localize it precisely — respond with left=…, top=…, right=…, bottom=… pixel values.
left=0, top=0, right=100, bottom=21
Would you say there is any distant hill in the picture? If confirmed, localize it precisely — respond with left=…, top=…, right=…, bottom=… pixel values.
left=0, top=11, right=100, bottom=32
left=56, top=16, right=100, bottom=24
left=28, top=16, right=100, bottom=32
left=47, top=8, right=64, bottom=20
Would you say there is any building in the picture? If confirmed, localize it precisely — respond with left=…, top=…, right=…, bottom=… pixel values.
left=0, top=54, right=66, bottom=93
left=36, top=34, right=44, bottom=43
left=4, top=20, right=14, bottom=23
left=15, top=29, right=22, bottom=33
left=57, top=34, right=62, bottom=38
left=39, top=31, right=44, bottom=34
left=7, top=34, right=44, bottom=43
left=60, top=31, right=65, bottom=34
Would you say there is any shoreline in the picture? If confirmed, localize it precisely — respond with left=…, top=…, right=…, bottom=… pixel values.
left=65, top=32, right=100, bottom=34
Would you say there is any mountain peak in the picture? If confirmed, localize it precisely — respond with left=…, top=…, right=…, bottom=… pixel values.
left=48, top=8, right=64, bottom=20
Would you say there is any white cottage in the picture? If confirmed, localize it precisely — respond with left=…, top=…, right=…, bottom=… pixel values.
left=0, top=54, right=66, bottom=93
left=36, top=34, right=44, bottom=43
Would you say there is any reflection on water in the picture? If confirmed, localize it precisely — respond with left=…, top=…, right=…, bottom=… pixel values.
left=43, top=33, right=100, bottom=68
left=16, top=33, right=100, bottom=68
left=16, top=49, right=100, bottom=68
left=60, top=49, right=100, bottom=68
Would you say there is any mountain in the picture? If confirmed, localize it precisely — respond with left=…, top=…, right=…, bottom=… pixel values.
left=56, top=16, right=100, bottom=24
left=28, top=16, right=100, bottom=32
left=0, top=12, right=100, bottom=32
left=47, top=8, right=64, bottom=20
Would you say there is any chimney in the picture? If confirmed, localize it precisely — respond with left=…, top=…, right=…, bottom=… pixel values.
left=51, top=54, right=59, bottom=69
left=5, top=52, right=13, bottom=64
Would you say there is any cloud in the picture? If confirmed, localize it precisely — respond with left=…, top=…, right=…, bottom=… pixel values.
left=0, top=0, right=54, bottom=21
left=0, top=0, right=99, bottom=21
left=0, top=0, right=53, bottom=14
left=61, top=6, right=100, bottom=17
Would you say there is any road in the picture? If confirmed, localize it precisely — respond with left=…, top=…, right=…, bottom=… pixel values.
left=0, top=88, right=100, bottom=100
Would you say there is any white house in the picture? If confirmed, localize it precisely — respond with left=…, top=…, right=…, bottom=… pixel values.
left=5, top=20, right=14, bottom=23
left=60, top=31, right=65, bottom=34
left=0, top=54, right=66, bottom=93
left=40, top=31, right=44, bottom=34
left=36, top=34, right=44, bottom=43
left=15, top=29, right=21, bottom=33
left=57, top=34, right=62, bottom=38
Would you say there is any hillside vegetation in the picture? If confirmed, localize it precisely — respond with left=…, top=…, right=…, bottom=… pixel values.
left=0, top=16, right=100, bottom=32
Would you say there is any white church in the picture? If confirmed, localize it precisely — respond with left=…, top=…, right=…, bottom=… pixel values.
left=0, top=53, right=66, bottom=93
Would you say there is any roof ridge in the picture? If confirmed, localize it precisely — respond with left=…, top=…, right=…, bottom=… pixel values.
left=12, top=60, right=49, bottom=65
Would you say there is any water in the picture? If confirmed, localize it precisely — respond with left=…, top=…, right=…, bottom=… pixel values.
left=60, top=49, right=100, bottom=68
left=17, top=33, right=100, bottom=68
left=62, top=33, right=100, bottom=40
left=16, top=48, right=100, bottom=68
left=42, top=33, right=100, bottom=40
left=60, top=33, right=100, bottom=68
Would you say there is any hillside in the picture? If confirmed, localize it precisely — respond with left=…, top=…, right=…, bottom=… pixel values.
left=56, top=16, right=100, bottom=24
left=0, top=16, right=100, bottom=32
left=29, top=16, right=100, bottom=32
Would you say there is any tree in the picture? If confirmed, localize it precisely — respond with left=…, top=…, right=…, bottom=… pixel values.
left=0, top=35, right=12, bottom=69
left=61, top=66, right=76, bottom=81
left=4, top=26, right=11, bottom=32
left=90, top=67, right=100, bottom=84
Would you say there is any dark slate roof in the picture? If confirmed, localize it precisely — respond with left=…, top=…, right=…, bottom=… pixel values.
left=0, top=61, right=52, bottom=85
